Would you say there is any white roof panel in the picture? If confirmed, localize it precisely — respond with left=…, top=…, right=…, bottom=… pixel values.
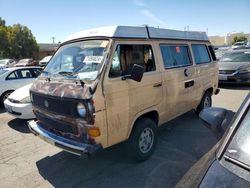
left=63, top=25, right=209, bottom=43
left=148, top=27, right=208, bottom=41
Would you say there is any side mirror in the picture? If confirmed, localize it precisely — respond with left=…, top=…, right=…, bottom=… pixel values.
left=122, top=64, right=144, bottom=82
left=199, top=107, right=234, bottom=139
left=199, top=107, right=227, bottom=129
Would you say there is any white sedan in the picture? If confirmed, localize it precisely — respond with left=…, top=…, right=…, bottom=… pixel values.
left=0, top=67, right=42, bottom=106
left=4, top=84, right=35, bottom=119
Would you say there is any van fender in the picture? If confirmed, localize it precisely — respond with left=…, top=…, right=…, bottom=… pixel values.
left=127, top=106, right=159, bottom=139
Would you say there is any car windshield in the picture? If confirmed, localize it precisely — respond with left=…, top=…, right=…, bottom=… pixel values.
left=234, top=42, right=244, bottom=46
left=220, top=51, right=250, bottom=62
left=0, top=60, right=8, bottom=65
left=225, top=107, right=250, bottom=168
left=43, top=40, right=109, bottom=81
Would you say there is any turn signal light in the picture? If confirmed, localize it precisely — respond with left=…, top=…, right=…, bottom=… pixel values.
left=88, top=127, right=101, bottom=137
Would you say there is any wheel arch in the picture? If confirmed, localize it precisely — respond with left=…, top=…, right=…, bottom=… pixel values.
left=127, top=109, right=159, bottom=139
left=0, top=90, right=14, bottom=105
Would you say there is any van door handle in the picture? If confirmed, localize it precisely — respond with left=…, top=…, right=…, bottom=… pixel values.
left=153, top=82, right=162, bottom=87
left=185, top=80, right=194, bottom=88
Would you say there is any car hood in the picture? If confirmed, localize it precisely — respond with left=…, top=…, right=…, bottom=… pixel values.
left=199, top=160, right=250, bottom=187
left=8, top=83, right=32, bottom=101
left=219, top=61, right=250, bottom=70
left=30, top=77, right=99, bottom=100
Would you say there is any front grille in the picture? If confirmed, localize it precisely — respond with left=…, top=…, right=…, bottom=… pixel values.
left=219, top=70, right=235, bottom=74
left=34, top=110, right=76, bottom=134
left=31, top=92, right=78, bottom=117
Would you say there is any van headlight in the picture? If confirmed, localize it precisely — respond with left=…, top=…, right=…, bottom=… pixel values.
left=77, top=102, right=86, bottom=117
left=20, top=96, right=31, bottom=103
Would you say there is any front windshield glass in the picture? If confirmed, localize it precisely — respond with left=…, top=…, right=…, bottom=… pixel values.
left=225, top=107, right=250, bottom=167
left=44, top=40, right=109, bottom=81
left=220, top=51, right=250, bottom=62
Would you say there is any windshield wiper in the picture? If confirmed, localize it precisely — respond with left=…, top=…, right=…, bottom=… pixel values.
left=224, top=154, right=250, bottom=171
left=57, top=71, right=74, bottom=76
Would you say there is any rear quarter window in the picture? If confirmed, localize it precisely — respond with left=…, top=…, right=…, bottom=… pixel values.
left=192, top=44, right=211, bottom=64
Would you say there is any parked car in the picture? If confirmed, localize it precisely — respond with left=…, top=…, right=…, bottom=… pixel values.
left=28, top=25, right=219, bottom=161
left=0, top=59, right=16, bottom=68
left=39, top=55, right=52, bottom=67
left=232, top=41, right=248, bottom=50
left=176, top=93, right=250, bottom=187
left=218, top=49, right=250, bottom=84
left=0, top=67, right=42, bottom=106
left=15, top=58, right=39, bottom=67
left=215, top=47, right=230, bottom=60
left=4, top=84, right=35, bottom=119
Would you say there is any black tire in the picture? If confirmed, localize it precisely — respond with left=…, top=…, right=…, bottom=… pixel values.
left=0, top=90, right=13, bottom=107
left=127, top=118, right=157, bottom=161
left=196, top=91, right=212, bottom=114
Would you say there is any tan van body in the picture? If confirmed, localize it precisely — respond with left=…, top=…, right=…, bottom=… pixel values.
left=28, top=26, right=219, bottom=159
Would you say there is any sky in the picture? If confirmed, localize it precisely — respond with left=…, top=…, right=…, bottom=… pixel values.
left=0, top=0, right=250, bottom=43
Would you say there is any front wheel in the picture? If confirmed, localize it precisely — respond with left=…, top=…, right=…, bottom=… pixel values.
left=127, top=118, right=157, bottom=161
left=0, top=91, right=13, bottom=107
left=196, top=91, right=212, bottom=114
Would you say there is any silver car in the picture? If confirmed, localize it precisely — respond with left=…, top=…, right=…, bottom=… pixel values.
left=218, top=49, right=250, bottom=84
left=0, top=59, right=16, bottom=68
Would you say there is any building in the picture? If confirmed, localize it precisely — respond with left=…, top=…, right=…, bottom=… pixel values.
left=38, top=43, right=59, bottom=59
left=209, top=36, right=226, bottom=46
left=209, top=32, right=250, bottom=46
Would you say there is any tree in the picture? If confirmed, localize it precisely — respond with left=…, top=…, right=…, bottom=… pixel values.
left=0, top=17, right=39, bottom=59
left=9, top=24, right=39, bottom=59
left=0, top=26, right=9, bottom=58
left=232, top=36, right=248, bottom=44
left=0, top=17, right=6, bottom=26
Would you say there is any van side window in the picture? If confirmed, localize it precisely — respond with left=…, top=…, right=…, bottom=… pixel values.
left=109, top=44, right=156, bottom=78
left=191, top=44, right=211, bottom=64
left=160, top=45, right=192, bottom=68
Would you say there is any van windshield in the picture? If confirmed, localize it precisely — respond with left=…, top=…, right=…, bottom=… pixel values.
left=44, top=40, right=109, bottom=81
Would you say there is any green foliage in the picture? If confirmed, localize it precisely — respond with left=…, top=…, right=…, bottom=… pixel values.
left=0, top=18, right=39, bottom=59
left=232, top=36, right=248, bottom=44
left=0, top=17, right=6, bottom=26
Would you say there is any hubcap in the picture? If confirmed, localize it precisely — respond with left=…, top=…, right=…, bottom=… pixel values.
left=138, top=128, right=154, bottom=154
left=204, top=96, right=211, bottom=108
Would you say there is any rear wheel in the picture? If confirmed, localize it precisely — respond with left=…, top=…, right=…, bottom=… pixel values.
left=0, top=91, right=13, bottom=107
left=127, top=118, right=157, bottom=161
left=196, top=91, right=212, bottom=114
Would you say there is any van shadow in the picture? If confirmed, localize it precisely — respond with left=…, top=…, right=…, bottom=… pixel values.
left=219, top=83, right=250, bottom=90
left=8, top=118, right=31, bottom=134
left=36, top=111, right=219, bottom=188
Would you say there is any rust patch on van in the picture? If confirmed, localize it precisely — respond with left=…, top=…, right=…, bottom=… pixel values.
left=30, top=77, right=99, bottom=100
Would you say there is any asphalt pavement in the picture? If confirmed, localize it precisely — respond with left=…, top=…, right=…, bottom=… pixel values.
left=0, top=85, right=249, bottom=188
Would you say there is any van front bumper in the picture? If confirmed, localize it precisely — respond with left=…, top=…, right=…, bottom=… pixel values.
left=28, top=120, right=102, bottom=157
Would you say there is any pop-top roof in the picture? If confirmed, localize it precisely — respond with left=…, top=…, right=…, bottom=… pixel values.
left=63, top=25, right=209, bottom=42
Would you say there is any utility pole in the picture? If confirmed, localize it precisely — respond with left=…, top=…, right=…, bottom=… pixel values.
left=51, top=37, right=55, bottom=44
